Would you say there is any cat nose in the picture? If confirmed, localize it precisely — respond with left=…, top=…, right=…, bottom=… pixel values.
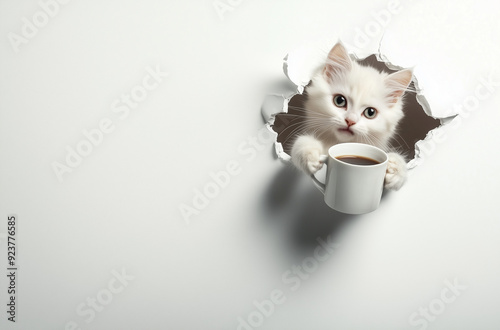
left=345, top=118, right=356, bottom=127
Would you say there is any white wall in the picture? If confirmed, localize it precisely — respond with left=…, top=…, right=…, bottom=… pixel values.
left=0, top=1, right=499, bottom=329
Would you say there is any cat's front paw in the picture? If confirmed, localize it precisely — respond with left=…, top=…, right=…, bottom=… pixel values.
left=291, top=135, right=326, bottom=175
left=306, top=152, right=327, bottom=174
left=384, top=152, right=407, bottom=190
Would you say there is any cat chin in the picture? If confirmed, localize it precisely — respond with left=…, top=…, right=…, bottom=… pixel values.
left=334, top=132, right=358, bottom=144
left=337, top=127, right=355, bottom=136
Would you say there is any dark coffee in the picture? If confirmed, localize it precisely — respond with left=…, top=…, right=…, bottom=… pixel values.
left=336, top=155, right=380, bottom=166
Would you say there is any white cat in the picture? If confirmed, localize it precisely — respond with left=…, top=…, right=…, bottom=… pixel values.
left=291, top=41, right=413, bottom=190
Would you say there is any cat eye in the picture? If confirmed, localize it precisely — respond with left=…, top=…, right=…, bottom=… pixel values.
left=333, top=94, right=347, bottom=108
left=363, top=107, right=377, bottom=119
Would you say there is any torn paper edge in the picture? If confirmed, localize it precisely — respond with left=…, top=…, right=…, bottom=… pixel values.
left=262, top=42, right=459, bottom=168
left=261, top=93, right=294, bottom=162
left=406, top=115, right=458, bottom=169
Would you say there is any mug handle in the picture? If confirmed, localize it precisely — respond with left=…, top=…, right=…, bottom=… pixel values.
left=310, top=155, right=328, bottom=194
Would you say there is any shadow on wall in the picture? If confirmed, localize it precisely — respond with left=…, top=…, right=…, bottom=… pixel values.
left=259, top=163, right=399, bottom=262
left=259, top=163, right=356, bottom=262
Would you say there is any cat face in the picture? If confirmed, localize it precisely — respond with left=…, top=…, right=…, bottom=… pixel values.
left=304, top=42, right=413, bottom=149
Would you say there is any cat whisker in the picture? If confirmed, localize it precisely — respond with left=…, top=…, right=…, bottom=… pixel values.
left=357, top=131, right=386, bottom=149
left=278, top=119, right=332, bottom=144
left=390, top=131, right=411, bottom=151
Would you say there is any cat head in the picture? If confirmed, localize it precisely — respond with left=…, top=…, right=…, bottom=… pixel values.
left=304, top=41, right=413, bottom=149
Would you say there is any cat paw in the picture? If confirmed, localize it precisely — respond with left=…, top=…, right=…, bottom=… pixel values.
left=384, top=153, right=407, bottom=190
left=306, top=151, right=327, bottom=174
left=291, top=135, right=327, bottom=175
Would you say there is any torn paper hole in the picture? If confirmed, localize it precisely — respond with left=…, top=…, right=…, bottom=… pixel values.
left=262, top=42, right=456, bottom=169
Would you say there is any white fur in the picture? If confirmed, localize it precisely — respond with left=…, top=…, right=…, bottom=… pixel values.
left=291, top=42, right=412, bottom=190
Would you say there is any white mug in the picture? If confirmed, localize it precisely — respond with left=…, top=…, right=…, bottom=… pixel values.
left=311, top=143, right=388, bottom=214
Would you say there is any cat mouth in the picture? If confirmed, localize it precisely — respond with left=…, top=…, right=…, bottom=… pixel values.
left=338, top=127, right=355, bottom=135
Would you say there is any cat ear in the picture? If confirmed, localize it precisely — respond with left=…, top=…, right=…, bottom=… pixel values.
left=323, top=41, right=352, bottom=83
left=385, top=69, right=413, bottom=104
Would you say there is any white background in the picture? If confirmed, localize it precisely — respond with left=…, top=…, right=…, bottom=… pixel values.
left=1, top=0, right=499, bottom=329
